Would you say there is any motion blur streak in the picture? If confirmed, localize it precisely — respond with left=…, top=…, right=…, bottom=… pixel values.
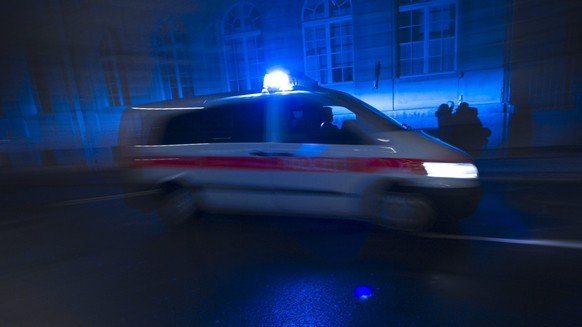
left=417, top=233, right=582, bottom=250
left=54, top=190, right=159, bottom=207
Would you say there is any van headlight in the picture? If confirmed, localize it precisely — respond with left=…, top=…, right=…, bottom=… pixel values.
left=422, top=162, right=479, bottom=179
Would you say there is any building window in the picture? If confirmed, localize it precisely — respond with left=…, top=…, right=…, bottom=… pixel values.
left=156, top=19, right=194, bottom=100
left=397, top=0, right=457, bottom=77
left=99, top=33, right=128, bottom=107
left=302, top=0, right=353, bottom=84
left=222, top=2, right=264, bottom=92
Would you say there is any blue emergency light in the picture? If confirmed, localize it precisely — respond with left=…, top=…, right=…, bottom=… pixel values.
left=263, top=70, right=294, bottom=93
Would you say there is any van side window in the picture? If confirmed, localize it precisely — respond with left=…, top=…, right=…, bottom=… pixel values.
left=279, top=98, right=323, bottom=143
left=279, top=97, right=367, bottom=145
left=161, top=99, right=266, bottom=144
left=227, top=99, right=267, bottom=142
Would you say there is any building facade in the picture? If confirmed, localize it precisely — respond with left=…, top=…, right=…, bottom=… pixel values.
left=0, top=0, right=580, bottom=169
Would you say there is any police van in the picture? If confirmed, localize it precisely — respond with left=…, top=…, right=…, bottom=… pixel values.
left=117, top=70, right=481, bottom=231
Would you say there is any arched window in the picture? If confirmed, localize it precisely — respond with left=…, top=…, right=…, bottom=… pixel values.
left=99, top=33, right=128, bottom=107
left=156, top=19, right=194, bottom=99
left=222, top=2, right=264, bottom=91
left=302, top=0, right=353, bottom=84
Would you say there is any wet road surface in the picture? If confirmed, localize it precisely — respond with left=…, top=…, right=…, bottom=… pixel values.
left=1, top=161, right=582, bottom=326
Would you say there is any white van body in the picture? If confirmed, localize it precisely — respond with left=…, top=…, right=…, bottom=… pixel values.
left=117, top=86, right=481, bottom=230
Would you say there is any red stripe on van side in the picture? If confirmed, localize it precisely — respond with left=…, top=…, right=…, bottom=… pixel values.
left=133, top=156, right=427, bottom=174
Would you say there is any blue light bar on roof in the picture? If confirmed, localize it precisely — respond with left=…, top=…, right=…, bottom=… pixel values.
left=263, top=70, right=294, bottom=93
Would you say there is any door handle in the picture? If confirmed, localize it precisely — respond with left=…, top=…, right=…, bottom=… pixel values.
left=250, top=151, right=294, bottom=157
left=250, top=150, right=268, bottom=157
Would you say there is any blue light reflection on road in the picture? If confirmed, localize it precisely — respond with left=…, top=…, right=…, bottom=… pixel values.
left=216, top=273, right=379, bottom=326
left=354, top=285, right=374, bottom=300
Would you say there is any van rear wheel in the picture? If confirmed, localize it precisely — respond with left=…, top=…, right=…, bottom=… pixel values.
left=373, top=191, right=436, bottom=232
left=157, top=186, right=200, bottom=226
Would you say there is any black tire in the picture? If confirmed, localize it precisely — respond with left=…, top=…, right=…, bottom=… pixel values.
left=157, top=186, right=200, bottom=226
left=371, top=191, right=436, bottom=232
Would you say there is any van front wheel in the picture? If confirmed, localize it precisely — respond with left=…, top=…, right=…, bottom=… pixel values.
left=157, top=186, right=200, bottom=226
left=373, top=191, right=436, bottom=232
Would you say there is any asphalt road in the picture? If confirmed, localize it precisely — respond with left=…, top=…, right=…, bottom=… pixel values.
left=1, top=163, right=582, bottom=326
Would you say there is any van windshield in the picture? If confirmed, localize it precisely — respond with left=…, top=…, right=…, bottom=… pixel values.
left=274, top=91, right=406, bottom=145
left=312, top=91, right=406, bottom=132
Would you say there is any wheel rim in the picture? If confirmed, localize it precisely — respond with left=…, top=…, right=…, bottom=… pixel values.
left=158, top=187, right=197, bottom=226
left=375, top=192, right=435, bottom=231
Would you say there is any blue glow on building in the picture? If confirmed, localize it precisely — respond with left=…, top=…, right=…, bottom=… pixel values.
left=0, top=0, right=580, bottom=169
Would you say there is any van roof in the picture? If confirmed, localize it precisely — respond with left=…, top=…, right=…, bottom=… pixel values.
left=128, top=85, right=341, bottom=111
left=128, top=90, right=253, bottom=111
